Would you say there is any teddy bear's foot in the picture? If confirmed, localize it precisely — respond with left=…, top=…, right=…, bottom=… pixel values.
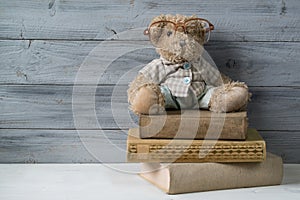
left=130, top=84, right=165, bottom=115
left=209, top=82, right=250, bottom=113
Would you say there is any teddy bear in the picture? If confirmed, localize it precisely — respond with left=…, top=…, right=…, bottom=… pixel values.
left=127, top=14, right=250, bottom=114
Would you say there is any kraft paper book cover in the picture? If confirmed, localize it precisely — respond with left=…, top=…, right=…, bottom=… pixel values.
left=127, top=128, right=266, bottom=163
left=139, top=110, right=248, bottom=140
left=140, top=153, right=283, bottom=194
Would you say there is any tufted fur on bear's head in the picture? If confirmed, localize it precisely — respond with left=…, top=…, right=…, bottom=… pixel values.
left=145, top=14, right=213, bottom=63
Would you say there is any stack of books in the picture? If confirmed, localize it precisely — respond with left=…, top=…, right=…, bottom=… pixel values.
left=126, top=110, right=283, bottom=194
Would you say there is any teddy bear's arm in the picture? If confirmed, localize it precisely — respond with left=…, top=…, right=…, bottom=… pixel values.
left=220, top=73, right=232, bottom=84
left=127, top=73, right=151, bottom=104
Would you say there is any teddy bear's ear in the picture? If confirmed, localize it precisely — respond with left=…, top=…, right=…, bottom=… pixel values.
left=190, top=14, right=198, bottom=19
left=150, top=14, right=166, bottom=25
left=144, top=15, right=165, bottom=36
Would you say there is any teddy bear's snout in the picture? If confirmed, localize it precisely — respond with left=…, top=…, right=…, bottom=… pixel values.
left=179, top=40, right=186, bottom=47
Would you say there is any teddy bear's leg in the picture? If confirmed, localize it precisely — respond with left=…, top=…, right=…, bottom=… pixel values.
left=128, top=74, right=165, bottom=114
left=209, top=82, right=250, bottom=113
left=131, top=85, right=165, bottom=114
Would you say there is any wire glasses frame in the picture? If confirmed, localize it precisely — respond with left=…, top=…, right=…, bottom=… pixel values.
left=144, top=18, right=214, bottom=36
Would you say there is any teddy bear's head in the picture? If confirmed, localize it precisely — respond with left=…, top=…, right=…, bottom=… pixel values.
left=144, top=14, right=214, bottom=63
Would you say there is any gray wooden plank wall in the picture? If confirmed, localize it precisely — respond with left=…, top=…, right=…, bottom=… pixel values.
left=0, top=0, right=299, bottom=163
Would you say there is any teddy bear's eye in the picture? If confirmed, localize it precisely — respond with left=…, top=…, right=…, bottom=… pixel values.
left=167, top=31, right=173, bottom=37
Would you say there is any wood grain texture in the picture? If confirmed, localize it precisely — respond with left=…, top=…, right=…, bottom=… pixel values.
left=0, top=84, right=136, bottom=129
left=0, top=40, right=299, bottom=86
left=0, top=0, right=299, bottom=41
left=1, top=0, right=299, bottom=163
left=0, top=129, right=298, bottom=163
left=0, top=85, right=299, bottom=130
left=0, top=84, right=138, bottom=129
left=260, top=131, right=300, bottom=164
left=0, top=129, right=127, bottom=163
left=247, top=86, right=300, bottom=130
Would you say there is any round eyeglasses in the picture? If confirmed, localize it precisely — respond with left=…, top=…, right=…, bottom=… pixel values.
left=144, top=18, right=214, bottom=35
left=144, top=18, right=214, bottom=45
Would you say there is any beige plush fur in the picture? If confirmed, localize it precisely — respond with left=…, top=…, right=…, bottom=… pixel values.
left=127, top=14, right=250, bottom=114
left=128, top=74, right=165, bottom=114
left=209, top=82, right=250, bottom=112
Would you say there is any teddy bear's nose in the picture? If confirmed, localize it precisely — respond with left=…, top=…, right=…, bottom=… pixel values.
left=179, top=40, right=186, bottom=47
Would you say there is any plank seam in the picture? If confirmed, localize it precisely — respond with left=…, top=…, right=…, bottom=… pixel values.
left=0, top=38, right=300, bottom=43
left=1, top=128, right=299, bottom=132
left=0, top=84, right=299, bottom=88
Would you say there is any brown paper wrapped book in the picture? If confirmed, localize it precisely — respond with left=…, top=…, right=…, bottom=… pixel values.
left=127, top=128, right=266, bottom=163
left=140, top=153, right=283, bottom=194
left=139, top=110, right=248, bottom=140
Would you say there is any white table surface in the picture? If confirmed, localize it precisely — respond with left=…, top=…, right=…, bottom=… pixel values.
left=0, top=164, right=299, bottom=200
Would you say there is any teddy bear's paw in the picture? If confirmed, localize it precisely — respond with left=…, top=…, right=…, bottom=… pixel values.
left=209, top=82, right=250, bottom=113
left=130, top=85, right=165, bottom=115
